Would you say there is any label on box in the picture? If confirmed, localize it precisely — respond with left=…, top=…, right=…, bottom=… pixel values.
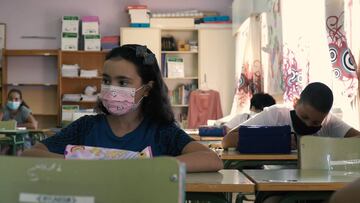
left=61, top=33, right=78, bottom=51
left=84, top=35, right=101, bottom=51
left=62, top=16, right=79, bottom=33
left=82, top=22, right=99, bottom=35
left=19, top=193, right=94, bottom=203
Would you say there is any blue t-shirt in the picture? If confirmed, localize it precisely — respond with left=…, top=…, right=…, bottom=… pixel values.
left=2, top=105, right=31, bottom=124
left=41, top=114, right=194, bottom=156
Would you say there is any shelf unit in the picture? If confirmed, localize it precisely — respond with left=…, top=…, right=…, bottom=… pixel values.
left=120, top=27, right=235, bottom=128
left=2, top=49, right=59, bottom=128
left=59, top=51, right=107, bottom=124
left=121, top=27, right=199, bottom=128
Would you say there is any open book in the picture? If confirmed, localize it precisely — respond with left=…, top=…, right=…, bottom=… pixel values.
left=64, top=145, right=152, bottom=160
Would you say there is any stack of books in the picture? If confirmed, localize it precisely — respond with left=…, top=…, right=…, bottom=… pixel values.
left=101, top=36, right=119, bottom=50
left=195, top=15, right=232, bottom=28
left=62, top=64, right=79, bottom=77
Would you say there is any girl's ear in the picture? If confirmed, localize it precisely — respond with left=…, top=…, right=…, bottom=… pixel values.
left=144, top=81, right=154, bottom=96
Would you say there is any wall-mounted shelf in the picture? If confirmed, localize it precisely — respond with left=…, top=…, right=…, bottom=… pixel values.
left=62, top=101, right=97, bottom=104
left=33, top=113, right=58, bottom=116
left=5, top=83, right=57, bottom=86
left=4, top=49, right=58, bottom=56
left=62, top=77, right=102, bottom=80
left=164, top=77, right=198, bottom=80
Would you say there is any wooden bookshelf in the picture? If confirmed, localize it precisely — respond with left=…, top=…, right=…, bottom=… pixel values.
left=4, top=49, right=58, bottom=56
left=2, top=49, right=59, bottom=128
left=59, top=51, right=106, bottom=124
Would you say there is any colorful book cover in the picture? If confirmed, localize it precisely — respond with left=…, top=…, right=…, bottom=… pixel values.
left=65, top=145, right=152, bottom=160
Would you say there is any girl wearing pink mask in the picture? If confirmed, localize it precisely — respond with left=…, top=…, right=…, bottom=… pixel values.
left=23, top=45, right=223, bottom=172
left=0, top=88, right=38, bottom=129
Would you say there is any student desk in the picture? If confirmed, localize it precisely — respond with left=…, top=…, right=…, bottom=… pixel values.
left=220, top=149, right=298, bottom=170
left=186, top=169, right=254, bottom=203
left=243, top=169, right=360, bottom=203
left=0, top=129, right=28, bottom=155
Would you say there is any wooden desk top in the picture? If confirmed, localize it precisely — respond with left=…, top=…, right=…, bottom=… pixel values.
left=220, top=150, right=298, bottom=161
left=244, top=169, right=360, bottom=191
left=186, top=169, right=254, bottom=193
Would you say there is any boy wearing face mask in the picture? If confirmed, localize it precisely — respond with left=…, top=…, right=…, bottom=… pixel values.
left=22, top=45, right=223, bottom=173
left=0, top=89, right=38, bottom=129
left=222, top=82, right=360, bottom=149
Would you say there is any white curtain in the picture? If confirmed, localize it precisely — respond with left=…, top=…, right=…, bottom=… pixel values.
left=230, top=16, right=262, bottom=115
left=232, top=0, right=360, bottom=128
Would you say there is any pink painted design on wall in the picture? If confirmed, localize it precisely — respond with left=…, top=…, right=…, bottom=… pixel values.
left=281, top=45, right=309, bottom=102
left=326, top=12, right=358, bottom=98
left=236, top=60, right=262, bottom=108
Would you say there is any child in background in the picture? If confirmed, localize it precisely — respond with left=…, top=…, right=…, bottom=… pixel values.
left=0, top=89, right=38, bottom=129
left=22, top=44, right=223, bottom=172
left=223, top=93, right=276, bottom=133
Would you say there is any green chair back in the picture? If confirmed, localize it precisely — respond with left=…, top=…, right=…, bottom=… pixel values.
left=0, top=156, right=184, bottom=203
left=0, top=120, right=17, bottom=130
left=300, top=136, right=360, bottom=170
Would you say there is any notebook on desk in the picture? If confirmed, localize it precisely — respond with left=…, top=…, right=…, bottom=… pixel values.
left=237, top=125, right=291, bottom=154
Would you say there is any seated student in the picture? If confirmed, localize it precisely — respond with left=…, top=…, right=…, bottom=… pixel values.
left=0, top=89, right=38, bottom=129
left=22, top=44, right=223, bottom=172
left=329, top=177, right=360, bottom=203
left=222, top=82, right=360, bottom=148
left=223, top=93, right=276, bottom=133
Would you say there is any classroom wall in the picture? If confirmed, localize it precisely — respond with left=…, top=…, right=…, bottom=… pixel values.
left=0, top=0, right=233, bottom=49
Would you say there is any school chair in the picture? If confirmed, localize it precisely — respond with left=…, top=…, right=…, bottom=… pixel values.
left=299, top=136, right=360, bottom=170
left=277, top=136, right=360, bottom=203
left=0, top=156, right=184, bottom=203
left=0, top=120, right=26, bottom=155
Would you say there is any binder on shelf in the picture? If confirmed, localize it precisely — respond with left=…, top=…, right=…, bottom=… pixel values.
left=167, top=56, right=184, bottom=78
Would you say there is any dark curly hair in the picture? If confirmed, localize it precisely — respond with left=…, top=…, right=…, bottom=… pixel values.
left=97, top=44, right=175, bottom=124
left=250, top=93, right=276, bottom=111
left=298, top=82, right=333, bottom=113
left=7, top=88, right=30, bottom=109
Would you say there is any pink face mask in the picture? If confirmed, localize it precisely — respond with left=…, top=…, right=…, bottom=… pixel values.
left=100, top=84, right=144, bottom=116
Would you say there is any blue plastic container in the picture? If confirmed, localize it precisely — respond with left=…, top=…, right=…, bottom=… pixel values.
left=237, top=125, right=291, bottom=154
